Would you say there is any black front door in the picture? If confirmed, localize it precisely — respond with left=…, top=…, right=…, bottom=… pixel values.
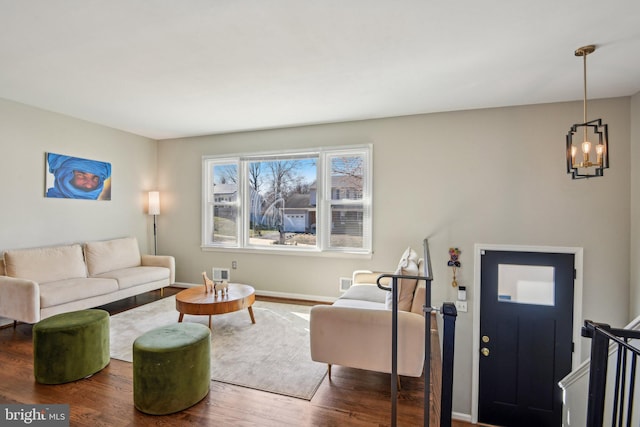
left=478, top=250, right=574, bottom=427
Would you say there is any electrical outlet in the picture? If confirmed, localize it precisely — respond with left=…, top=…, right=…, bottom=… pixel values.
left=455, top=301, right=468, bottom=312
left=232, top=261, right=237, bottom=270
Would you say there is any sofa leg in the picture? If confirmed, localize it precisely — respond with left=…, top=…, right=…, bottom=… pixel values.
left=13, top=320, right=17, bottom=329
left=328, top=364, right=332, bottom=381
left=397, top=375, right=402, bottom=391
left=160, top=287, right=164, bottom=297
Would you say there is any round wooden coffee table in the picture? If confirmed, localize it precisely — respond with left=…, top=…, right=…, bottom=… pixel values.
left=175, top=283, right=256, bottom=329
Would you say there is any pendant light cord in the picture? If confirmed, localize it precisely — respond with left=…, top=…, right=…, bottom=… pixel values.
left=583, top=52, right=588, bottom=140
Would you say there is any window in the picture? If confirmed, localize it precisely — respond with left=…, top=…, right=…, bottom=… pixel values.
left=202, top=145, right=371, bottom=254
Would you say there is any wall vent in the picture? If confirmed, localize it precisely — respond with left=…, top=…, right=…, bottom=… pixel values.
left=339, top=277, right=352, bottom=292
left=212, top=267, right=230, bottom=282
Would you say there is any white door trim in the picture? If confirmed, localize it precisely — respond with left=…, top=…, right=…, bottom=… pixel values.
left=470, top=243, right=583, bottom=424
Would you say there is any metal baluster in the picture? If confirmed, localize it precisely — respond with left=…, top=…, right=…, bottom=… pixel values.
left=391, top=276, right=398, bottom=427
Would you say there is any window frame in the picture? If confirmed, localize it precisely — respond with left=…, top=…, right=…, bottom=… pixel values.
left=202, top=145, right=372, bottom=256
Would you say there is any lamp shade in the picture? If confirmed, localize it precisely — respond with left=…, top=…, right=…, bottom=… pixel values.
left=148, top=191, right=160, bottom=215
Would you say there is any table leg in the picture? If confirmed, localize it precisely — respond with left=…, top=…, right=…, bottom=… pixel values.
left=248, top=306, right=256, bottom=324
left=178, top=313, right=184, bottom=323
left=208, top=315, right=212, bottom=330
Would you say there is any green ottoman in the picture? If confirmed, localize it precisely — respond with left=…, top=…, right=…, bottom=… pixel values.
left=133, top=322, right=211, bottom=415
left=33, top=309, right=110, bottom=384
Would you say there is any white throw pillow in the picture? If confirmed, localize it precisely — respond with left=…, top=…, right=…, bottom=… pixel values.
left=385, top=248, right=420, bottom=311
left=397, top=246, right=420, bottom=269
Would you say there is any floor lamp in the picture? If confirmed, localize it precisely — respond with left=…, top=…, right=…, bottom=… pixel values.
left=148, top=191, right=160, bottom=255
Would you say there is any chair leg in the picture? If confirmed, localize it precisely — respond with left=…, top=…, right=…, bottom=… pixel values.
left=328, top=364, right=332, bottom=381
left=397, top=375, right=402, bottom=391
left=13, top=320, right=17, bottom=329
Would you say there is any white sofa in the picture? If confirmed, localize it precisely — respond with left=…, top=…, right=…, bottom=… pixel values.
left=0, top=237, right=175, bottom=324
left=310, top=247, right=427, bottom=378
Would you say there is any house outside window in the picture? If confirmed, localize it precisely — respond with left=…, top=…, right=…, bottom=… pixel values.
left=202, top=145, right=371, bottom=254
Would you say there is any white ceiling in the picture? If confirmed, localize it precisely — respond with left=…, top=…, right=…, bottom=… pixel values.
left=1, top=1, right=639, bottom=140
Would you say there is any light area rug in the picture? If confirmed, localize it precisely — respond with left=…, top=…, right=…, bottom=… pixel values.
left=109, top=295, right=327, bottom=400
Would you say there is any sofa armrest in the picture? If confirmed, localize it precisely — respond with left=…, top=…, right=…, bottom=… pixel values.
left=0, top=276, right=41, bottom=323
left=141, top=255, right=175, bottom=285
left=352, top=270, right=391, bottom=287
left=310, top=305, right=425, bottom=377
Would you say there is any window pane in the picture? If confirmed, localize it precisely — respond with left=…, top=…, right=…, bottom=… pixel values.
left=329, top=204, right=364, bottom=248
left=247, top=157, right=317, bottom=247
left=330, top=155, right=363, bottom=200
left=212, top=164, right=237, bottom=200
left=211, top=163, right=238, bottom=245
left=212, top=205, right=238, bottom=244
left=497, top=264, right=555, bottom=306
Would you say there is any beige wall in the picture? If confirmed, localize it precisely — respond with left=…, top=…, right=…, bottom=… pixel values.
left=631, top=91, right=640, bottom=318
left=159, top=97, right=631, bottom=416
left=0, top=94, right=633, bottom=418
left=0, top=98, right=158, bottom=253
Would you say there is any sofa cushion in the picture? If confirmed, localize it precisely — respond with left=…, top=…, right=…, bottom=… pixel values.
left=333, top=298, right=386, bottom=310
left=339, top=284, right=387, bottom=304
left=386, top=247, right=420, bottom=311
left=84, top=237, right=141, bottom=276
left=94, top=266, right=169, bottom=290
left=4, top=244, right=87, bottom=283
left=39, top=278, right=119, bottom=308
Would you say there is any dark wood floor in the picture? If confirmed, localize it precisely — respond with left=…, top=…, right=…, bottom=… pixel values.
left=0, top=287, right=474, bottom=426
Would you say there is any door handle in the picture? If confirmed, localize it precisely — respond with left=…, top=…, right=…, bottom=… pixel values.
left=481, top=347, right=490, bottom=357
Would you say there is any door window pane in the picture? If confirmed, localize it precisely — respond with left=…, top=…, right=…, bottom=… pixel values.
left=498, top=264, right=555, bottom=306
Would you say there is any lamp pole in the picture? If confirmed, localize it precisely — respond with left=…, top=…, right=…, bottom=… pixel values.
left=153, top=214, right=158, bottom=255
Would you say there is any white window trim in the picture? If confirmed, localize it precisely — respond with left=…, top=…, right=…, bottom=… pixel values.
left=201, top=144, right=372, bottom=256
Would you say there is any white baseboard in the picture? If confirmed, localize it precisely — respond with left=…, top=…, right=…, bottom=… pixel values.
left=452, top=412, right=472, bottom=423
left=172, top=282, right=336, bottom=304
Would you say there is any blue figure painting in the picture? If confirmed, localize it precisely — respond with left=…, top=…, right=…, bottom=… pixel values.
left=45, top=153, right=112, bottom=200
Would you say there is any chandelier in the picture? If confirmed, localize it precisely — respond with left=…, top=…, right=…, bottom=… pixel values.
left=566, top=45, right=609, bottom=179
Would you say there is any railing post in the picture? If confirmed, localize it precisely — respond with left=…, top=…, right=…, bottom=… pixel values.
left=440, top=302, right=457, bottom=427
left=423, top=279, right=432, bottom=427
left=582, top=320, right=611, bottom=427
left=391, top=276, right=399, bottom=427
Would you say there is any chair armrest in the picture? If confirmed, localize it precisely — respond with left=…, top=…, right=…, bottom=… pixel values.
left=141, top=255, right=175, bottom=284
left=310, top=305, right=425, bottom=377
left=0, top=276, right=41, bottom=323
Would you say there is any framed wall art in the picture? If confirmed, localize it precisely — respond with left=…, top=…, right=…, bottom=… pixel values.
left=45, top=152, right=112, bottom=200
